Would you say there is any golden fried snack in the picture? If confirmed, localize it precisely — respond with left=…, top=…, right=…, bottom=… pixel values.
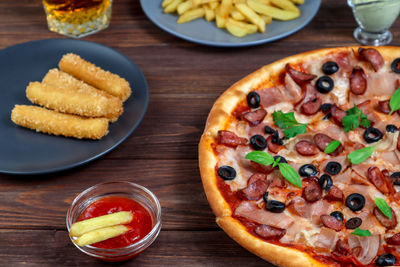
left=59, top=53, right=131, bottom=102
left=11, top=105, right=108, bottom=140
left=39, top=69, right=123, bottom=122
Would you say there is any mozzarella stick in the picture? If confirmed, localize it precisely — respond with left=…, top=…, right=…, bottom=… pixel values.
left=70, top=211, right=133, bottom=237
left=74, top=225, right=130, bottom=247
left=59, top=53, right=131, bottom=102
left=41, top=69, right=123, bottom=122
left=11, top=105, right=108, bottom=140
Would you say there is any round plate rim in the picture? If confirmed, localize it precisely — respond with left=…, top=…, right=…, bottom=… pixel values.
left=140, top=0, right=321, bottom=47
left=0, top=38, right=149, bottom=175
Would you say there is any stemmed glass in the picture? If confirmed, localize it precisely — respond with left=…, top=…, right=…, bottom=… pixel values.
left=347, top=0, right=400, bottom=46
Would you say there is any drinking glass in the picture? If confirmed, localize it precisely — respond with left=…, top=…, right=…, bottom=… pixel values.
left=42, top=0, right=112, bottom=38
left=347, top=0, right=400, bottom=46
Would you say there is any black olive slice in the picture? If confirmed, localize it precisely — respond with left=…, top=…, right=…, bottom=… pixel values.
left=320, top=103, right=332, bottom=113
left=266, top=200, right=285, bottom=213
left=345, top=217, right=362, bottom=229
left=247, top=92, right=260, bottom=109
left=345, top=193, right=365, bottom=212
left=363, top=127, right=383, bottom=143
left=391, top=58, right=400, bottom=74
left=273, top=155, right=287, bottom=164
left=217, top=166, right=236, bottom=180
left=299, top=164, right=318, bottom=177
left=322, top=61, right=339, bottom=75
left=325, top=162, right=342, bottom=175
left=263, top=192, right=269, bottom=203
left=330, top=211, right=344, bottom=222
left=376, top=253, right=397, bottom=266
left=264, top=126, right=275, bottom=134
left=391, top=172, right=400, bottom=186
left=386, top=124, right=398, bottom=133
left=316, top=76, right=334, bottom=94
left=318, top=174, right=333, bottom=191
left=250, top=135, right=267, bottom=150
left=322, top=113, right=331, bottom=120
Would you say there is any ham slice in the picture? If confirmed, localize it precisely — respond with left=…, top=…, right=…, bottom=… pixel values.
left=234, top=201, right=294, bottom=229
left=287, top=197, right=332, bottom=224
left=256, top=87, right=287, bottom=108
left=284, top=73, right=303, bottom=104
left=314, top=228, right=338, bottom=251
left=348, top=235, right=380, bottom=265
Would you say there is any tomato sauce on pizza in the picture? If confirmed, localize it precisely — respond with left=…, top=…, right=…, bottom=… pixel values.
left=199, top=47, right=400, bottom=267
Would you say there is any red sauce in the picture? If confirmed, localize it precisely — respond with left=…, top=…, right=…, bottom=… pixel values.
left=78, top=196, right=153, bottom=249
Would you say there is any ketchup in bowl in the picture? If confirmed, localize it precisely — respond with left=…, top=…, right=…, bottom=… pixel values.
left=66, top=182, right=162, bottom=261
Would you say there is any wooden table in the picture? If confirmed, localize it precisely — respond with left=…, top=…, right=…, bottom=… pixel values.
left=1, top=0, right=399, bottom=266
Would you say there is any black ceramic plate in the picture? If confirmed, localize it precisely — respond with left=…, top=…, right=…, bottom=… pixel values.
left=0, top=39, right=149, bottom=175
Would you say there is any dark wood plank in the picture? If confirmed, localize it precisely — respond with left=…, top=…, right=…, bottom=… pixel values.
left=0, top=159, right=216, bottom=230
left=0, top=229, right=271, bottom=266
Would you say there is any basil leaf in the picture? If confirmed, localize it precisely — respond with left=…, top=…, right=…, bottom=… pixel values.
left=351, top=228, right=372, bottom=237
left=389, top=87, right=400, bottom=115
left=272, top=156, right=280, bottom=168
left=283, top=124, right=307, bottom=138
left=272, top=111, right=298, bottom=129
left=273, top=111, right=307, bottom=139
left=347, top=144, right=376, bottom=165
left=245, top=151, right=274, bottom=166
left=324, top=140, right=341, bottom=154
left=278, top=163, right=302, bottom=188
left=342, top=105, right=371, bottom=132
left=375, top=197, right=392, bottom=219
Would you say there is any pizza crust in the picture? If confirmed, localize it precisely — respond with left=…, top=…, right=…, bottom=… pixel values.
left=199, top=46, right=400, bottom=266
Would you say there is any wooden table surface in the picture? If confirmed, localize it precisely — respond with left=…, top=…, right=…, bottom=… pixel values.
left=1, top=0, right=400, bottom=266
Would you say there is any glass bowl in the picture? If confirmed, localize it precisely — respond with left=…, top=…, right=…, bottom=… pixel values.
left=66, top=181, right=161, bottom=261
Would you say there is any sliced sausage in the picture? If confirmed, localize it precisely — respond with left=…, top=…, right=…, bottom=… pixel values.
left=325, top=185, right=344, bottom=202
left=250, top=161, right=274, bottom=174
left=302, top=178, right=322, bottom=203
left=335, top=239, right=351, bottom=256
left=382, top=169, right=396, bottom=195
left=358, top=47, right=384, bottom=72
left=313, top=133, right=344, bottom=156
left=295, top=140, right=319, bottom=156
left=247, top=173, right=268, bottom=185
left=238, top=180, right=269, bottom=200
left=321, top=215, right=343, bottom=231
left=378, top=100, right=391, bottom=114
left=368, top=167, right=389, bottom=194
left=242, top=109, right=267, bottom=126
left=301, top=97, right=322, bottom=115
left=330, top=105, right=347, bottom=125
left=266, top=135, right=283, bottom=154
left=217, top=130, right=247, bottom=147
left=285, top=64, right=317, bottom=85
left=350, top=67, right=367, bottom=95
left=386, top=233, right=400, bottom=245
left=373, top=207, right=397, bottom=229
left=254, top=224, right=286, bottom=241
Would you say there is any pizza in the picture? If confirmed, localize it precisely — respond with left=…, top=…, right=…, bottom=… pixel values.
left=199, top=47, right=400, bottom=267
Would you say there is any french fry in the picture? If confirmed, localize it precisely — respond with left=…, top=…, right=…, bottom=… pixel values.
left=260, top=14, right=272, bottom=24
left=177, top=8, right=205, bottom=23
left=226, top=21, right=248, bottom=37
left=74, top=225, right=130, bottom=247
left=270, top=0, right=300, bottom=14
left=235, top=3, right=265, bottom=33
left=164, top=0, right=183, bottom=13
left=70, top=211, right=133, bottom=237
left=247, top=0, right=299, bottom=20
left=230, top=7, right=246, bottom=20
left=204, top=6, right=216, bottom=21
left=209, top=2, right=219, bottom=9
left=233, top=0, right=246, bottom=3
left=252, top=0, right=270, bottom=4
left=218, top=0, right=233, bottom=18
left=177, top=1, right=192, bottom=15
left=228, top=18, right=257, bottom=34
left=290, top=0, right=304, bottom=4
left=162, top=0, right=174, bottom=8
left=191, top=0, right=202, bottom=7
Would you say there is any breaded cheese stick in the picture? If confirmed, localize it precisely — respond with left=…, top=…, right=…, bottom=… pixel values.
left=42, top=69, right=123, bottom=122
left=11, top=105, right=108, bottom=140
left=59, top=53, right=131, bottom=102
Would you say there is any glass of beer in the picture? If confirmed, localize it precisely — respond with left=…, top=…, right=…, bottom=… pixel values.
left=42, top=0, right=112, bottom=38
